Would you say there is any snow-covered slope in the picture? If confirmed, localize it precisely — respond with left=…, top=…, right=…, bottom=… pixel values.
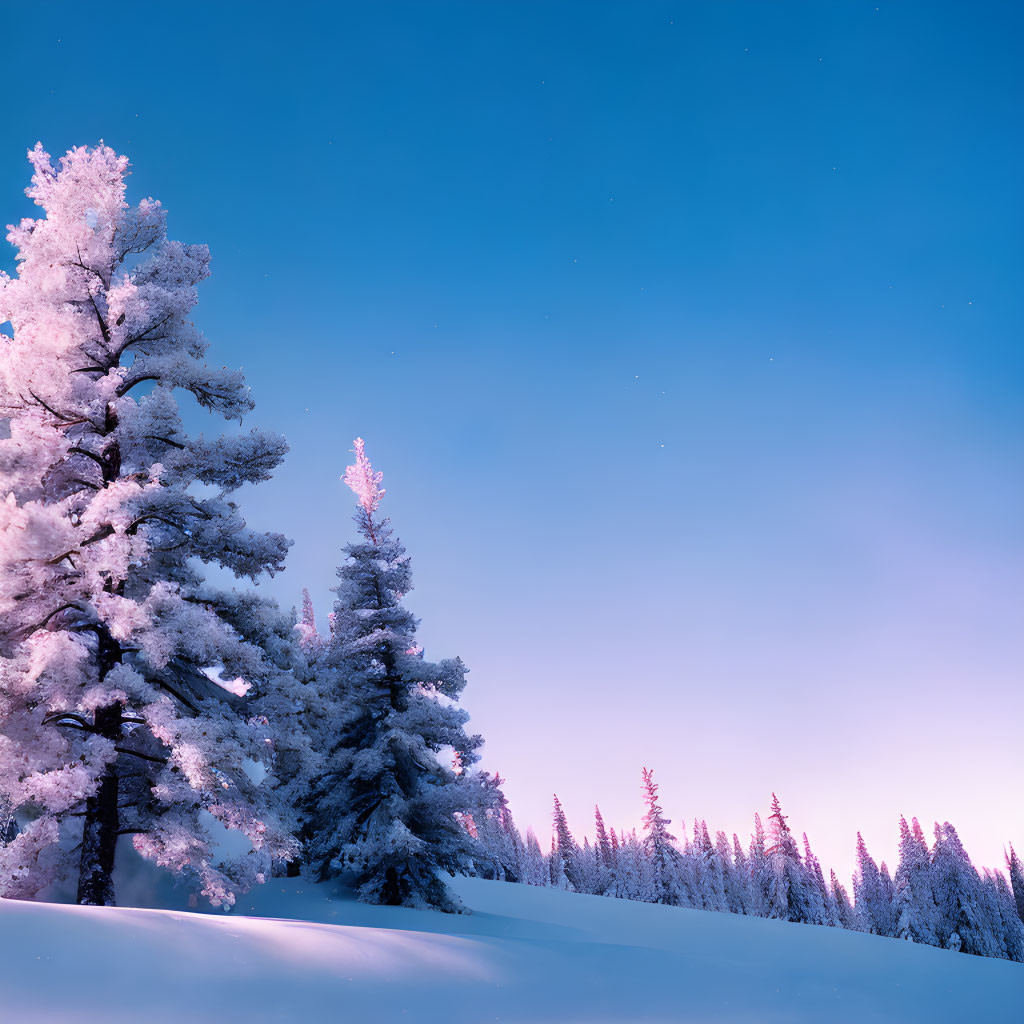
left=3, top=876, right=1022, bottom=1023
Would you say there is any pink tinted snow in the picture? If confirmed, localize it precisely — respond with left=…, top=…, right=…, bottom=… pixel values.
left=343, top=437, right=385, bottom=515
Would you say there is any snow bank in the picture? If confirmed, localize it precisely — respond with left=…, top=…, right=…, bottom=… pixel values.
left=2, top=875, right=1021, bottom=1022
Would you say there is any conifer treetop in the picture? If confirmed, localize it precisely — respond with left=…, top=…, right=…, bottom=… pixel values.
left=343, top=438, right=385, bottom=516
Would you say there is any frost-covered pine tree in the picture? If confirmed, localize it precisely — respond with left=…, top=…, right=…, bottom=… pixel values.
left=692, top=820, right=727, bottom=912
left=303, top=440, right=481, bottom=912
left=294, top=587, right=328, bottom=661
left=853, top=832, right=895, bottom=937
left=930, top=821, right=992, bottom=956
left=717, top=830, right=749, bottom=916
left=472, top=771, right=524, bottom=883
left=990, top=870, right=1024, bottom=961
left=763, top=794, right=815, bottom=924
left=1007, top=845, right=1024, bottom=925
left=748, top=811, right=770, bottom=917
left=0, top=143, right=296, bottom=906
left=522, top=827, right=547, bottom=886
left=831, top=869, right=861, bottom=930
left=640, top=768, right=683, bottom=905
left=893, top=815, right=937, bottom=945
left=976, top=869, right=1024, bottom=962
left=801, top=833, right=832, bottom=925
left=729, top=833, right=753, bottom=915
left=594, top=805, right=612, bottom=869
left=552, top=794, right=582, bottom=891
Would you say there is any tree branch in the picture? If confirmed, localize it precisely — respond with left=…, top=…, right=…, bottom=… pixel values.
left=114, top=747, right=167, bottom=765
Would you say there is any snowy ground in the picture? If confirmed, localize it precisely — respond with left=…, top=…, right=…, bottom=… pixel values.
left=3, top=875, right=1022, bottom=1023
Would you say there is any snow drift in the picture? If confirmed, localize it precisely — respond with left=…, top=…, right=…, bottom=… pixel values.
left=2, top=874, right=1022, bottom=1023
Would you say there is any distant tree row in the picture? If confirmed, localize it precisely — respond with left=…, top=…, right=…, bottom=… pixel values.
left=471, top=771, right=1024, bottom=963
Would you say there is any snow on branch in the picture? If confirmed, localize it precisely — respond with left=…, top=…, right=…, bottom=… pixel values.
left=343, top=437, right=385, bottom=515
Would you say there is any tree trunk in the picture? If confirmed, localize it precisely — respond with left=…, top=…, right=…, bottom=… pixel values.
left=77, top=629, right=123, bottom=907
left=77, top=752, right=119, bottom=906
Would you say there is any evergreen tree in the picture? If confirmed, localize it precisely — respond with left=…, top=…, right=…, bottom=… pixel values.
left=831, top=870, right=861, bottom=931
left=930, top=821, right=993, bottom=956
left=802, top=833, right=832, bottom=925
left=0, top=143, right=295, bottom=906
left=304, top=440, right=481, bottom=912
left=1006, top=844, right=1024, bottom=925
left=748, top=811, right=770, bottom=916
left=471, top=772, right=523, bottom=882
left=576, top=836, right=607, bottom=895
left=522, top=827, right=547, bottom=886
left=763, top=794, right=814, bottom=924
left=693, top=820, right=726, bottom=912
left=730, top=833, right=753, bottom=915
left=552, top=794, right=582, bottom=890
left=893, top=815, right=937, bottom=945
left=990, top=871, right=1024, bottom=962
left=640, top=768, right=683, bottom=905
left=853, top=833, right=894, bottom=937
left=717, top=829, right=749, bottom=915
left=595, top=805, right=612, bottom=868
left=294, top=587, right=327, bottom=661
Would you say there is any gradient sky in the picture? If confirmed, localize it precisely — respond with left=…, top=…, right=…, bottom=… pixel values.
left=3, top=2, right=1022, bottom=882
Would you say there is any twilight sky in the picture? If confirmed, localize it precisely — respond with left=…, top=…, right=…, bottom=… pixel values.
left=3, top=1, right=1022, bottom=881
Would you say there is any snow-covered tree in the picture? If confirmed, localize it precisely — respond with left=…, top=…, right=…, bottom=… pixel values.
left=1007, top=845, right=1024, bottom=926
left=852, top=833, right=894, bottom=936
left=692, top=820, right=726, bottom=912
left=728, top=833, right=753, bottom=916
left=893, top=815, right=937, bottom=945
left=714, top=829, right=748, bottom=916
left=303, top=439, right=482, bottom=912
left=0, top=143, right=295, bottom=906
left=763, top=794, right=815, bottom=924
left=294, top=587, right=327, bottom=661
left=521, top=827, right=547, bottom=886
left=594, top=805, right=612, bottom=869
left=930, top=821, right=993, bottom=956
left=552, top=794, right=582, bottom=890
left=748, top=811, right=770, bottom=917
left=989, top=870, right=1024, bottom=961
left=640, top=768, right=682, bottom=905
left=801, top=833, right=832, bottom=925
left=472, top=772, right=524, bottom=882
left=831, top=869, right=861, bottom=930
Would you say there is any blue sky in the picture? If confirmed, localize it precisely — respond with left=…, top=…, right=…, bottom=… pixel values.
left=3, top=1, right=1022, bottom=878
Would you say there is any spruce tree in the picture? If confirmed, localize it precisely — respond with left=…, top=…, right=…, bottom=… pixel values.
left=595, top=805, right=612, bottom=868
left=717, top=830, right=749, bottom=915
left=522, top=828, right=547, bottom=886
left=473, top=772, right=524, bottom=882
left=893, top=815, right=937, bottom=945
left=731, top=833, right=753, bottom=915
left=802, top=833, right=832, bottom=925
left=763, top=794, right=814, bottom=923
left=853, top=833, right=895, bottom=936
left=0, top=143, right=295, bottom=906
left=831, top=869, right=861, bottom=930
left=551, top=794, right=583, bottom=890
left=640, top=767, right=683, bottom=905
left=748, top=811, right=770, bottom=916
left=304, top=440, right=481, bottom=911
left=1007, top=844, right=1024, bottom=925
left=930, top=821, right=992, bottom=956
